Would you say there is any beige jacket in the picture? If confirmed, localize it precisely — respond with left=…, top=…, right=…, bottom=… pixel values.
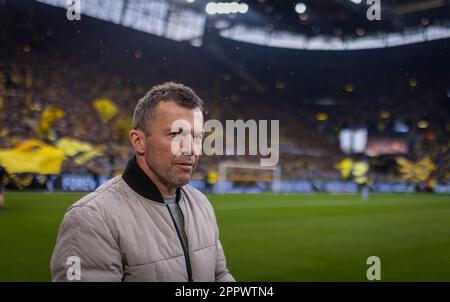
left=50, top=156, right=234, bottom=282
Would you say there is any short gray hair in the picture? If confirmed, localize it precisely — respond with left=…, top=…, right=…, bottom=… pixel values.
left=132, top=82, right=204, bottom=136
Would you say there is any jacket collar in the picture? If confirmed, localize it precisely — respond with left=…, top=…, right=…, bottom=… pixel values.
left=122, top=155, right=181, bottom=204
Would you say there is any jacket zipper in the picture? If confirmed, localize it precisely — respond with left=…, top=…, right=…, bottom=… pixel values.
left=166, top=203, right=193, bottom=282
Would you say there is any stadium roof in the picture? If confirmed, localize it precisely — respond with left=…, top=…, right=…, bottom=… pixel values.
left=36, top=0, right=450, bottom=50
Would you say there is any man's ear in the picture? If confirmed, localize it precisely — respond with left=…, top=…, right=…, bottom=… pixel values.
left=129, top=129, right=146, bottom=155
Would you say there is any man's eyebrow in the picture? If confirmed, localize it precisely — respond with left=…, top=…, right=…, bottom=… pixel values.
left=166, top=127, right=181, bottom=133
left=166, top=126, right=204, bottom=134
left=166, top=125, right=183, bottom=131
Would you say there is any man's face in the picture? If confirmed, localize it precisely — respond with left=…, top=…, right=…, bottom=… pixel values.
left=142, top=100, right=203, bottom=193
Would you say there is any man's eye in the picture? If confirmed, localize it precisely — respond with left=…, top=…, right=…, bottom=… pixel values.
left=169, top=132, right=180, bottom=137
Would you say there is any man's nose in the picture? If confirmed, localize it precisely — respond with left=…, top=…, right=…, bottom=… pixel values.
left=180, top=135, right=194, bottom=155
left=180, top=134, right=201, bottom=155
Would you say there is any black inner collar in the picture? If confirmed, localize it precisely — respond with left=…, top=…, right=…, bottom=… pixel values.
left=122, top=155, right=181, bottom=203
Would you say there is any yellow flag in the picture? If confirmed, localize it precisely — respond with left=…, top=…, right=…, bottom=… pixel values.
left=396, top=156, right=436, bottom=183
left=9, top=174, right=34, bottom=189
left=93, top=98, right=118, bottom=123
left=0, top=139, right=65, bottom=174
left=38, top=106, right=64, bottom=138
left=55, top=137, right=103, bottom=165
left=415, top=157, right=436, bottom=182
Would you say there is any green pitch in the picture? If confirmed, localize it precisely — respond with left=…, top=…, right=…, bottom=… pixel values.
left=0, top=191, right=449, bottom=281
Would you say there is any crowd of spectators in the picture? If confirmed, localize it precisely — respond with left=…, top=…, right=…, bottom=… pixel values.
left=0, top=1, right=448, bottom=184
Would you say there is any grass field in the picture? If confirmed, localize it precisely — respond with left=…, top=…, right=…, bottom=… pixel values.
left=0, top=191, right=449, bottom=281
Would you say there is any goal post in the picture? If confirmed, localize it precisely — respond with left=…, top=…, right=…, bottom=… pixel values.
left=217, top=161, right=282, bottom=193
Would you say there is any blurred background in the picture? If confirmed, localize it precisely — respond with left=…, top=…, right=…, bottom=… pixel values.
left=0, top=0, right=449, bottom=281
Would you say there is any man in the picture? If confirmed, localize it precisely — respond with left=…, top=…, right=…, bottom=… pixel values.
left=351, top=155, right=370, bottom=201
left=51, top=82, right=234, bottom=282
left=205, top=169, right=218, bottom=193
